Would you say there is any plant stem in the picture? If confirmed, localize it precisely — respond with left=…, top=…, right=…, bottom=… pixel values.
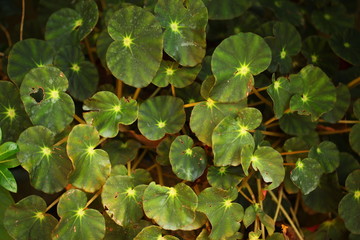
left=319, top=119, right=360, bottom=124
left=97, top=137, right=107, bottom=147
left=283, top=163, right=296, bottom=166
left=116, top=79, right=123, bottom=98
left=0, top=24, right=12, bottom=46
left=127, top=161, right=131, bottom=176
left=146, top=163, right=157, bottom=171
left=20, top=0, right=25, bottom=41
left=257, top=179, right=265, bottom=240
left=238, top=188, right=255, bottom=204
left=280, top=150, right=309, bottom=155
left=85, top=188, right=102, bottom=208
left=184, top=101, right=203, bottom=108
left=84, top=38, right=95, bottom=63
left=264, top=117, right=277, bottom=126
left=268, top=190, right=304, bottom=240
left=132, top=149, right=148, bottom=170
left=133, top=88, right=141, bottom=100
left=318, top=128, right=352, bottom=135
left=54, top=136, right=68, bottom=147
left=273, top=186, right=283, bottom=222
left=248, top=101, right=264, bottom=107
left=347, top=76, right=360, bottom=88
left=156, top=164, right=164, bottom=185
left=73, top=114, right=86, bottom=124
left=244, top=182, right=257, bottom=203
left=171, top=84, right=176, bottom=97
left=149, top=87, right=161, bottom=98
left=249, top=86, right=268, bottom=95
left=249, top=130, right=286, bottom=137
left=251, top=86, right=272, bottom=107
left=45, top=195, right=62, bottom=213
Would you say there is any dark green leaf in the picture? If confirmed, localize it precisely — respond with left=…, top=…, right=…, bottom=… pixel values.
left=207, top=166, right=244, bottom=190
left=323, top=84, right=351, bottom=123
left=103, top=139, right=141, bottom=166
left=309, top=141, right=340, bottom=173
left=202, top=0, right=252, bottom=20
left=134, top=225, right=179, bottom=240
left=267, top=76, right=291, bottom=119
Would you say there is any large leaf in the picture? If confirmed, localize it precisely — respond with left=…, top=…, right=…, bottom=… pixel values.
left=197, top=187, right=244, bottom=240
left=20, top=66, right=75, bottom=134
left=134, top=226, right=179, bottom=240
left=67, top=124, right=111, bottom=192
left=190, top=99, right=246, bottom=146
left=290, top=158, right=324, bottom=195
left=53, top=189, right=105, bottom=239
left=210, top=33, right=271, bottom=102
left=0, top=187, right=14, bottom=239
left=309, top=141, right=340, bottom=173
left=329, top=28, right=360, bottom=65
left=17, top=126, right=72, bottom=193
left=45, top=0, right=98, bottom=47
left=267, top=76, right=291, bottom=119
left=138, top=96, right=185, bottom=141
left=7, top=39, right=55, bottom=86
left=154, top=0, right=207, bottom=66
left=212, top=108, right=262, bottom=166
left=54, top=45, right=99, bottom=101
left=4, top=195, right=58, bottom=240
left=169, top=135, right=207, bottom=181
left=242, top=146, right=285, bottom=190
left=102, top=175, right=146, bottom=226
left=289, top=65, right=336, bottom=121
left=0, top=82, right=31, bottom=142
left=106, top=5, right=163, bottom=88
left=143, top=182, right=198, bottom=230
left=279, top=112, right=317, bottom=136
left=203, top=0, right=252, bottom=20
left=338, top=170, right=360, bottom=234
left=83, top=91, right=138, bottom=138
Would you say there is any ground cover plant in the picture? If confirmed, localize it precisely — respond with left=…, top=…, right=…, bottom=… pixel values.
left=0, top=0, right=360, bottom=239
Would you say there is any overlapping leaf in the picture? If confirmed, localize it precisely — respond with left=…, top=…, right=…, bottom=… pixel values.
left=309, top=141, right=339, bottom=173
left=202, top=0, right=252, bottom=20
left=207, top=166, right=244, bottom=190
left=267, top=76, right=291, bottom=119
left=134, top=226, right=179, bottom=240
left=323, top=84, right=350, bottom=123
left=0, top=140, right=19, bottom=192
left=0, top=187, right=13, bottom=239
left=103, top=139, right=141, bottom=166
left=329, top=28, right=360, bottom=66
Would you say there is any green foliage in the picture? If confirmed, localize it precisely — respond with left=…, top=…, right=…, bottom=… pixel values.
left=1, top=0, right=360, bottom=239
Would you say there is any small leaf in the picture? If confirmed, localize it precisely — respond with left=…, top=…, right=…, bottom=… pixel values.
left=83, top=91, right=138, bottom=138
left=138, top=96, right=185, bottom=141
left=143, top=182, right=198, bottom=230
left=329, top=28, right=360, bottom=65
left=103, top=139, right=141, bottom=166
left=0, top=167, right=17, bottom=192
left=197, top=187, right=244, bottom=239
left=350, top=124, right=360, bottom=156
left=243, top=205, right=256, bottom=228
left=134, top=225, right=179, bottom=240
left=0, top=142, right=19, bottom=161
left=169, top=135, right=207, bottom=181
left=67, top=124, right=111, bottom=192
left=267, top=76, right=291, bottom=119
left=53, top=189, right=105, bottom=240
left=323, top=84, right=351, bottom=123
left=156, top=136, right=175, bottom=166
left=309, top=141, right=340, bottom=173
left=4, top=195, right=58, bottom=240
left=207, top=166, right=244, bottom=190
left=290, top=158, right=324, bottom=195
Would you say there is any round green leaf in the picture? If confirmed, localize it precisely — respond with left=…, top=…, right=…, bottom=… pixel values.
left=45, top=0, right=98, bottom=47
left=4, top=195, right=58, bottom=240
left=110, top=165, right=152, bottom=186
left=309, top=141, right=340, bottom=173
left=83, top=91, right=138, bottom=138
left=138, top=96, right=185, bottom=141
left=267, top=76, right=291, bottom=119
left=156, top=135, right=175, bottom=166
left=290, top=158, right=324, bottom=195
left=17, top=126, right=73, bottom=193
left=339, top=170, right=360, bottom=234
left=0, top=187, right=14, bottom=239
left=20, top=66, right=75, bottom=134
left=197, top=187, right=244, bottom=240
left=323, top=84, right=351, bottom=123
left=279, top=112, right=317, bottom=136
left=154, top=0, right=207, bottom=66
left=102, top=175, right=146, bottom=226
left=169, top=135, right=207, bottom=181
left=207, top=166, right=244, bottom=190
left=212, top=108, right=262, bottom=166
left=210, top=33, right=271, bottom=102
left=54, top=45, right=99, bottom=101
left=67, top=124, right=111, bottom=192
left=265, top=21, right=301, bottom=74
left=53, top=189, right=105, bottom=240
left=106, top=6, right=163, bottom=88
left=7, top=39, right=55, bottom=86
left=350, top=123, right=360, bottom=156
left=0, top=82, right=31, bottom=142
left=190, top=99, right=246, bottom=146
left=353, top=99, right=360, bottom=120
left=152, top=60, right=201, bottom=88
left=337, top=152, right=360, bottom=186
left=103, top=139, right=141, bottom=166
left=134, top=226, right=179, bottom=240
left=203, top=0, right=251, bottom=20
left=143, top=182, right=198, bottom=230
left=96, top=30, right=114, bottom=69
left=289, top=65, right=336, bottom=121
left=329, top=28, right=360, bottom=66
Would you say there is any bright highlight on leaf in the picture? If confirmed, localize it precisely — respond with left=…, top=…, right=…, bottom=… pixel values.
left=206, top=98, right=215, bottom=108
left=112, top=105, right=121, bottom=113
left=34, top=212, right=45, bottom=220
left=123, top=35, right=133, bottom=48
left=185, top=148, right=193, bottom=156
left=157, top=121, right=166, bottom=129
left=6, top=107, right=16, bottom=119
left=235, top=64, right=250, bottom=76
left=354, top=190, right=360, bottom=199
left=168, top=187, right=177, bottom=197
left=87, top=146, right=95, bottom=155
left=71, top=63, right=80, bottom=72
left=49, top=89, right=59, bottom=99
left=344, top=42, right=350, bottom=48
left=170, top=21, right=180, bottom=33
left=126, top=188, right=136, bottom=197
left=224, top=199, right=232, bottom=208
left=165, top=68, right=175, bottom=76
left=41, top=146, right=52, bottom=157
left=76, top=208, right=85, bottom=217
left=280, top=48, right=287, bottom=59
left=73, top=19, right=83, bottom=30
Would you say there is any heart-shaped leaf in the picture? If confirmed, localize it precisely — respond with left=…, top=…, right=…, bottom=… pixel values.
left=169, top=135, right=207, bottom=181
left=83, top=91, right=138, bottom=138
left=202, top=0, right=251, bottom=20
left=190, top=99, right=246, bottom=146
left=20, top=66, right=75, bottom=134
left=207, top=166, right=244, bottom=190
left=212, top=108, right=262, bottom=166
left=154, top=0, right=207, bottom=66
left=289, top=65, right=336, bottom=121
left=102, top=175, right=146, bottom=226
left=67, top=124, right=111, bottom=192
left=103, top=139, right=141, bottom=166
left=138, top=96, right=185, bottom=141
left=53, top=189, right=105, bottom=239
left=309, top=141, right=340, bottom=173
left=143, top=182, right=198, bottom=230
left=107, top=5, right=163, bottom=88
left=7, top=39, right=55, bottom=86
left=17, top=126, right=73, bottom=193
left=134, top=225, right=179, bottom=240
left=338, top=170, right=360, bottom=234
left=54, top=45, right=99, bottom=101
left=197, top=187, right=244, bottom=240
left=210, top=32, right=272, bottom=102
left=4, top=195, right=58, bottom=240
left=290, top=158, right=324, bottom=195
